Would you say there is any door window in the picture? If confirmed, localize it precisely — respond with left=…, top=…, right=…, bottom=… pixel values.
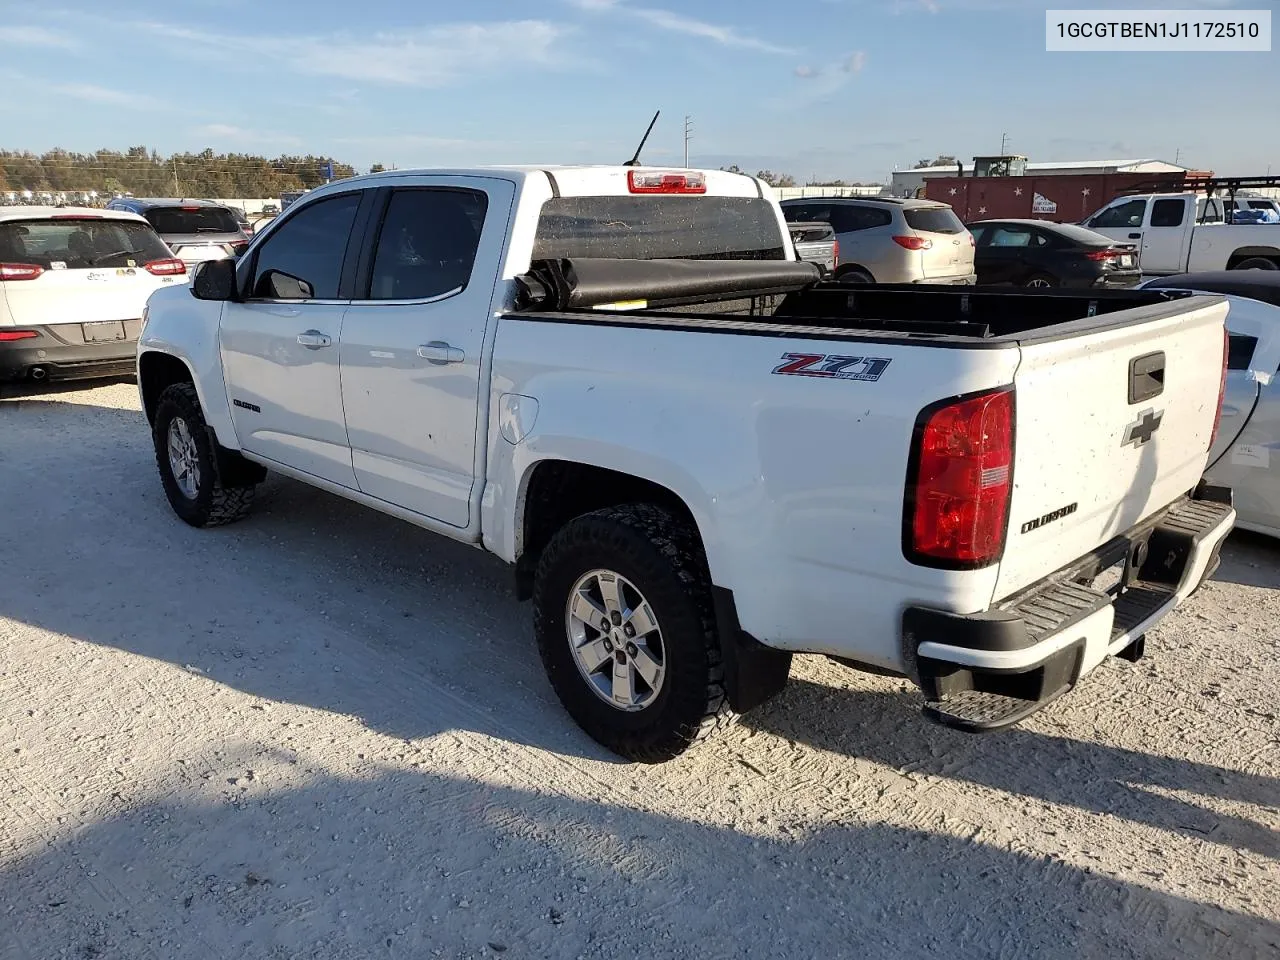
left=831, top=205, right=893, bottom=233
left=249, top=192, right=361, bottom=300
left=1089, top=199, right=1146, bottom=229
left=988, top=225, right=1035, bottom=247
left=1149, top=199, right=1186, bottom=228
left=365, top=189, right=488, bottom=301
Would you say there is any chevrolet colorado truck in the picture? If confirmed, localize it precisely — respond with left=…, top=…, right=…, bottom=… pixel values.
left=136, top=166, right=1236, bottom=762
left=1083, top=192, right=1280, bottom=275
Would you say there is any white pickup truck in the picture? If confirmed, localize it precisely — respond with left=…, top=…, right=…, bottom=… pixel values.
left=1083, top=192, right=1280, bottom=275
left=137, top=166, right=1236, bottom=762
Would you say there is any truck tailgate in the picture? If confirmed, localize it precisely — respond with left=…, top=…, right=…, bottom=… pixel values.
left=994, top=296, right=1228, bottom=599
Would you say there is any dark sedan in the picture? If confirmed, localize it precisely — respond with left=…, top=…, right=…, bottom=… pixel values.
left=967, top=219, right=1140, bottom=288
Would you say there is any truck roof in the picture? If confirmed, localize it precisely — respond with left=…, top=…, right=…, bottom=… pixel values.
left=0, top=206, right=147, bottom=224
left=303, top=165, right=768, bottom=199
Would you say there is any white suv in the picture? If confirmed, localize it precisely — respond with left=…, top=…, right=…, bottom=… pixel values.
left=0, top=207, right=186, bottom=383
left=780, top=197, right=976, bottom=284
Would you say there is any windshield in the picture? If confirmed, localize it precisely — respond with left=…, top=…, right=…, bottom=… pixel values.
left=0, top=218, right=172, bottom=269
left=533, top=196, right=787, bottom=261
left=145, top=206, right=241, bottom=235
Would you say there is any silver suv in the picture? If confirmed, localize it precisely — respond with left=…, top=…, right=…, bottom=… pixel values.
left=104, top=198, right=249, bottom=267
left=780, top=197, right=975, bottom=284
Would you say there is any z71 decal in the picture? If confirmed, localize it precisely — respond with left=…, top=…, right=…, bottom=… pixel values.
left=772, top=353, right=891, bottom=382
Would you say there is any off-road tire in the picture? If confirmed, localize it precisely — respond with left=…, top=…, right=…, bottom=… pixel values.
left=153, top=383, right=259, bottom=527
left=532, top=504, right=734, bottom=763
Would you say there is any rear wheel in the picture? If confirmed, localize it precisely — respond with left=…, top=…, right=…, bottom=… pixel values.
left=532, top=504, right=733, bottom=763
left=1023, top=272, right=1057, bottom=288
left=835, top=266, right=874, bottom=284
left=1233, top=257, right=1278, bottom=271
left=153, top=383, right=260, bottom=527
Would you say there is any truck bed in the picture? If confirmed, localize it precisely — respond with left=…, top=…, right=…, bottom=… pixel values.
left=511, top=257, right=1211, bottom=343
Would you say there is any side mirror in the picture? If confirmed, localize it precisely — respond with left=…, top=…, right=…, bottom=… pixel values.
left=190, top=258, right=237, bottom=301
left=256, top=269, right=314, bottom=300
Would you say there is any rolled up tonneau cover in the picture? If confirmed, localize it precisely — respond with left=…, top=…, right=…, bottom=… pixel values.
left=514, top=257, right=821, bottom=312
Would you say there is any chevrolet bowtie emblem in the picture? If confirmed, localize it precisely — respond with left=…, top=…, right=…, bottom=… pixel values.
left=1123, top=408, right=1164, bottom=448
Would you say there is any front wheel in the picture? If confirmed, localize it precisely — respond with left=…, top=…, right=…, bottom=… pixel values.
left=532, top=504, right=734, bottom=762
left=153, top=383, right=259, bottom=527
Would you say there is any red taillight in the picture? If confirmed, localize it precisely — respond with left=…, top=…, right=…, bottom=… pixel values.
left=0, top=329, right=39, bottom=341
left=229, top=240, right=248, bottom=255
left=181, top=205, right=201, bottom=211
left=967, top=232, right=975, bottom=247
left=832, top=238, right=840, bottom=267
left=627, top=170, right=707, bottom=194
left=1210, top=327, right=1228, bottom=448
left=144, top=258, right=187, bottom=276
left=0, top=262, right=44, bottom=281
left=1084, top=248, right=1123, bottom=261
left=892, top=235, right=933, bottom=251
left=907, top=389, right=1014, bottom=567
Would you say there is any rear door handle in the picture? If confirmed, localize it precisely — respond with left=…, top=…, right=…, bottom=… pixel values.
left=417, top=341, right=465, bottom=365
left=1128, top=232, right=1142, bottom=239
left=296, top=330, right=332, bottom=349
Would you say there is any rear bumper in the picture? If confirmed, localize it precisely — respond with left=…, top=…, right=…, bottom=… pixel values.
left=0, top=322, right=141, bottom=382
left=902, top=484, right=1235, bottom=732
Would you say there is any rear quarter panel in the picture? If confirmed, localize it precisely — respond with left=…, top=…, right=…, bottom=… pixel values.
left=485, top=316, right=1019, bottom=669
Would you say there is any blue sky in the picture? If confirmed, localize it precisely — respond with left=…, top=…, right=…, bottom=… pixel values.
left=1, top=0, right=1276, bottom=181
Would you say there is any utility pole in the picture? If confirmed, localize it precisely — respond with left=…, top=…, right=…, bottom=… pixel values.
left=683, top=115, right=693, bottom=168
left=1174, top=147, right=1182, bottom=166
left=999, top=132, right=1009, bottom=155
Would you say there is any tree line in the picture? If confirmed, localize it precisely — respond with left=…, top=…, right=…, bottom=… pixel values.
left=0, top=147, right=364, bottom=198
left=718, top=165, right=880, bottom=188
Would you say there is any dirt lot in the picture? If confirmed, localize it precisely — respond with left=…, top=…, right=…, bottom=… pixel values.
left=1, top=378, right=1277, bottom=960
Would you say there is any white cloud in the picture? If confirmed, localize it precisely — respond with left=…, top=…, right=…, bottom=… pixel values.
left=0, top=25, right=78, bottom=47
left=780, top=51, right=867, bottom=107
left=48, top=83, right=161, bottom=110
left=568, top=0, right=794, bottom=54
left=137, top=20, right=567, bottom=87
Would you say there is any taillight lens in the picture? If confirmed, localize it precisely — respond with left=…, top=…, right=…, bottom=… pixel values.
left=832, top=238, right=840, bottom=267
left=1084, top=248, right=1123, bottom=261
left=892, top=235, right=932, bottom=251
left=229, top=240, right=249, bottom=255
left=1210, top=326, right=1228, bottom=448
left=0, top=329, right=39, bottom=341
left=626, top=170, right=707, bottom=194
left=907, top=389, right=1014, bottom=567
left=0, top=262, right=45, bottom=281
left=144, top=258, right=187, bottom=276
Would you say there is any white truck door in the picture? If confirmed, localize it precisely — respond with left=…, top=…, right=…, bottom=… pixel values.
left=1139, top=196, right=1195, bottom=275
left=1082, top=196, right=1149, bottom=251
left=219, top=190, right=365, bottom=488
left=338, top=177, right=514, bottom=529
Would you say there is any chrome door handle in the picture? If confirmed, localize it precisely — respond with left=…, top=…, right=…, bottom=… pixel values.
left=417, top=341, right=465, bottom=365
left=296, top=330, right=332, bottom=349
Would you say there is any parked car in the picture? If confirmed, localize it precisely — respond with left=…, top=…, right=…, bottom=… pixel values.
left=1081, top=193, right=1280, bottom=274
left=1140, top=270, right=1280, bottom=537
left=137, top=166, right=1233, bottom=762
left=0, top=207, right=186, bottom=382
left=966, top=219, right=1140, bottom=288
left=780, top=197, right=975, bottom=285
left=104, top=197, right=249, bottom=268
left=787, top=221, right=838, bottom=275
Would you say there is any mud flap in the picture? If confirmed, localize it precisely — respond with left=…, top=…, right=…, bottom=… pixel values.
left=711, top=586, right=792, bottom=713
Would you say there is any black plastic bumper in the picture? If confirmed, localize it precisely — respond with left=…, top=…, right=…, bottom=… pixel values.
left=0, top=322, right=140, bottom=382
left=903, top=483, right=1234, bottom=732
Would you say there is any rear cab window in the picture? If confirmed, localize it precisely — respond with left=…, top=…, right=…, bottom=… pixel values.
left=0, top=218, right=172, bottom=270
left=533, top=197, right=787, bottom=261
left=903, top=206, right=965, bottom=235
left=145, top=206, right=241, bottom=235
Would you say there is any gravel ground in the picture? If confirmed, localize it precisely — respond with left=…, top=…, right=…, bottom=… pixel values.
left=1, top=378, right=1277, bottom=960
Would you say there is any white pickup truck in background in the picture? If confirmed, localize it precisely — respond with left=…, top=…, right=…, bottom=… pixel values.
left=137, top=165, right=1236, bottom=762
left=1083, top=192, right=1280, bottom=275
